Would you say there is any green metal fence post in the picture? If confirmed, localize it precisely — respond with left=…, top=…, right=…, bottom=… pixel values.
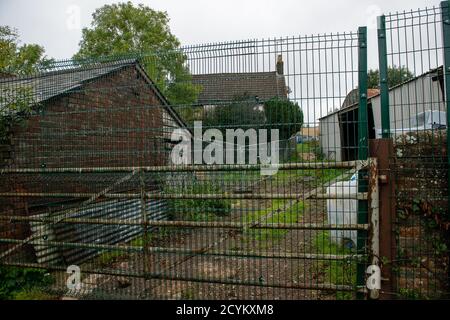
left=357, top=26, right=369, bottom=299
left=377, top=15, right=390, bottom=138
left=358, top=27, right=369, bottom=160
left=441, top=1, right=450, bottom=219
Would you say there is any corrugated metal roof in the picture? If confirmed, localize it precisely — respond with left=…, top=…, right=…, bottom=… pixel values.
left=341, top=88, right=380, bottom=109
left=319, top=89, right=381, bottom=120
left=319, top=67, right=444, bottom=120
left=30, top=198, right=168, bottom=265
left=192, top=72, right=288, bottom=103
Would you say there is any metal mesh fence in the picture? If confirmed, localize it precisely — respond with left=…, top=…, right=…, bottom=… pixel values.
left=0, top=2, right=449, bottom=301
left=0, top=29, right=371, bottom=300
left=378, top=3, right=449, bottom=299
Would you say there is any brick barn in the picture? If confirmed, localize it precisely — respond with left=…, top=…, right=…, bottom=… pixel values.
left=0, top=59, right=189, bottom=265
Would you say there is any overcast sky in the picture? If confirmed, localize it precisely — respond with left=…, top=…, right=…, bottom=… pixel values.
left=0, top=0, right=442, bottom=65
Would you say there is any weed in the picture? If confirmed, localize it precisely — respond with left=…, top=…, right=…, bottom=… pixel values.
left=0, top=266, right=54, bottom=300
left=313, top=231, right=357, bottom=300
left=167, top=180, right=232, bottom=221
left=245, top=199, right=305, bottom=242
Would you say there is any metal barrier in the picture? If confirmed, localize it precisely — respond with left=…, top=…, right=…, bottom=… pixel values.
left=0, top=1, right=449, bottom=300
left=374, top=2, right=449, bottom=299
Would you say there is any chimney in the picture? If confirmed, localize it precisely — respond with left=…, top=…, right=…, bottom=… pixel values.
left=276, top=55, right=284, bottom=75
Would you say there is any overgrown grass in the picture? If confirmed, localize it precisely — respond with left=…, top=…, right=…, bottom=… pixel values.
left=94, top=228, right=174, bottom=268
left=289, top=141, right=324, bottom=162
left=313, top=231, right=357, bottom=300
left=13, top=288, right=57, bottom=300
left=166, top=180, right=232, bottom=221
left=95, top=249, right=129, bottom=268
left=275, top=166, right=345, bottom=185
left=221, top=170, right=259, bottom=183
left=245, top=199, right=305, bottom=241
left=296, top=141, right=316, bottom=154
left=314, top=168, right=346, bottom=184
left=286, top=142, right=347, bottom=183
left=94, top=181, right=232, bottom=268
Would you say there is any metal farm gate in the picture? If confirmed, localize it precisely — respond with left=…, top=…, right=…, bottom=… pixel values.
left=0, top=2, right=449, bottom=300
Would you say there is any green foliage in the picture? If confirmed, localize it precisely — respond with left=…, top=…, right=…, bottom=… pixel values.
left=180, top=288, right=197, bottom=299
left=308, top=140, right=325, bottom=161
left=203, top=94, right=266, bottom=131
left=203, top=95, right=303, bottom=143
left=293, top=141, right=324, bottom=162
left=0, top=86, right=36, bottom=142
left=74, top=1, right=200, bottom=105
left=264, top=97, right=303, bottom=140
left=0, top=26, right=46, bottom=141
left=399, top=288, right=426, bottom=300
left=96, top=250, right=129, bottom=268
left=367, top=66, right=414, bottom=89
left=0, top=25, right=52, bottom=75
left=246, top=199, right=305, bottom=241
left=13, top=288, right=57, bottom=300
left=0, top=266, right=54, bottom=300
left=314, top=231, right=356, bottom=300
left=167, top=180, right=232, bottom=221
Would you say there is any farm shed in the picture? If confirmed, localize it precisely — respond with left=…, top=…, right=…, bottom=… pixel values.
left=0, top=59, right=190, bottom=264
left=319, top=67, right=446, bottom=162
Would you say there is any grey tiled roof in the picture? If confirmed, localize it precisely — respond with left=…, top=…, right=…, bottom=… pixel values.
left=191, top=72, right=288, bottom=104
left=0, top=60, right=136, bottom=109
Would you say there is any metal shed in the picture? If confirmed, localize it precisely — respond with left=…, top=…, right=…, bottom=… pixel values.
left=319, top=67, right=446, bottom=162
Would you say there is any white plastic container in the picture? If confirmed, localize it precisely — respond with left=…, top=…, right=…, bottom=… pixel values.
left=326, top=174, right=357, bottom=248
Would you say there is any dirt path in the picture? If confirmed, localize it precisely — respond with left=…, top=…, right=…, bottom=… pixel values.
left=75, top=172, right=333, bottom=300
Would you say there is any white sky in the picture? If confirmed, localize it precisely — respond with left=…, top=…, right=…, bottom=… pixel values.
left=0, top=0, right=442, bottom=69
left=0, top=0, right=444, bottom=124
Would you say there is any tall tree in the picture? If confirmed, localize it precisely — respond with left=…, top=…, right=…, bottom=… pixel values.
left=203, top=95, right=303, bottom=141
left=367, top=66, right=414, bottom=89
left=0, top=26, right=51, bottom=75
left=0, top=26, right=51, bottom=141
left=203, top=94, right=266, bottom=133
left=264, top=98, right=303, bottom=140
left=74, top=2, right=200, bottom=105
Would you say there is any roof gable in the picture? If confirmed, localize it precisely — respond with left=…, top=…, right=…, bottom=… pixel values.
left=0, top=60, right=189, bottom=130
left=191, top=72, right=288, bottom=103
left=0, top=60, right=137, bottom=107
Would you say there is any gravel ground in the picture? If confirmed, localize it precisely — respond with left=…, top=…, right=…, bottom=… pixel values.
left=71, top=172, right=338, bottom=300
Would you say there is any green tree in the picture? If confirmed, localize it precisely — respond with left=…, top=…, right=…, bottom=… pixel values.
left=74, top=2, right=200, bottom=105
left=0, top=86, right=36, bottom=141
left=203, top=95, right=303, bottom=141
left=0, top=26, right=48, bottom=141
left=203, top=94, right=266, bottom=133
left=367, top=66, right=414, bottom=89
left=0, top=26, right=51, bottom=75
left=264, top=97, right=303, bottom=140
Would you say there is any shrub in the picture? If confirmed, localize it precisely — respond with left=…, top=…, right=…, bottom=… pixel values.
left=167, top=180, right=231, bottom=221
left=264, top=97, right=303, bottom=141
left=0, top=266, right=54, bottom=300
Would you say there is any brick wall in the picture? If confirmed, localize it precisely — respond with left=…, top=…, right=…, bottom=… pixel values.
left=0, top=65, right=183, bottom=246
